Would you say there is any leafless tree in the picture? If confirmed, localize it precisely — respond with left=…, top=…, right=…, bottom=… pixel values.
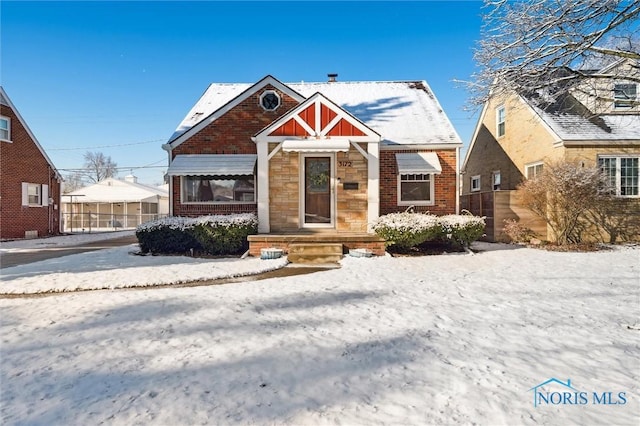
left=465, top=0, right=640, bottom=109
left=518, top=161, right=615, bottom=244
left=83, top=151, right=117, bottom=183
left=62, top=172, right=86, bottom=193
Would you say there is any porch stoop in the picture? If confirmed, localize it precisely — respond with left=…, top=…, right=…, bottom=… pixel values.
left=247, top=232, right=386, bottom=263
left=288, top=243, right=343, bottom=264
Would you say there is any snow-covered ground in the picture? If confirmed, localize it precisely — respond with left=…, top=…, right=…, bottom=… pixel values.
left=1, top=237, right=639, bottom=425
left=0, top=230, right=136, bottom=252
left=1, top=231, right=288, bottom=293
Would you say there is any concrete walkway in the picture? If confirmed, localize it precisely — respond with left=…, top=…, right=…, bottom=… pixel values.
left=0, top=235, right=139, bottom=268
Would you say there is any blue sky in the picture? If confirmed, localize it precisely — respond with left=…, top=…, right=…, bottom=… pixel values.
left=2, top=1, right=484, bottom=185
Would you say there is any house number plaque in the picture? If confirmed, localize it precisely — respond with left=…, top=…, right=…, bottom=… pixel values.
left=338, top=161, right=352, bottom=167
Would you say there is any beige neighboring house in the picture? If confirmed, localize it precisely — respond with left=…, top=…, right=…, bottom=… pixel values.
left=461, top=58, right=640, bottom=242
left=62, top=175, right=169, bottom=232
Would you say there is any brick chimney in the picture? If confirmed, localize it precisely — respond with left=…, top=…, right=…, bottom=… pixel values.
left=327, top=73, right=338, bottom=83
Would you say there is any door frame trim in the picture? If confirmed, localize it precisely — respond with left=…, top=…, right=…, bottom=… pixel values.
left=299, top=153, right=336, bottom=229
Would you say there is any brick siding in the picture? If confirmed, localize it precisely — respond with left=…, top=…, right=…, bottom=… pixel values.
left=380, top=149, right=458, bottom=216
left=171, top=85, right=299, bottom=217
left=1, top=104, right=62, bottom=239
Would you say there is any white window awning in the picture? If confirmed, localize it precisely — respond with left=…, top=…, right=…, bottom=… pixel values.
left=167, top=154, right=257, bottom=176
left=396, top=152, right=442, bottom=174
left=282, top=139, right=350, bottom=152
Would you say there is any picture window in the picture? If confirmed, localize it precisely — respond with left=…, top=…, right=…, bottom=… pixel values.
left=398, top=173, right=434, bottom=205
left=181, top=176, right=255, bottom=203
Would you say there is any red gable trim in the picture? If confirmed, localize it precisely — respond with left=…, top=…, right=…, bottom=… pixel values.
left=270, top=118, right=311, bottom=137
left=326, top=118, right=367, bottom=137
left=254, top=92, right=380, bottom=142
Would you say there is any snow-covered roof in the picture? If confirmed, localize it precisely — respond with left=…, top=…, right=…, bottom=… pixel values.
left=64, top=178, right=169, bottom=203
left=527, top=95, right=640, bottom=141
left=537, top=112, right=640, bottom=141
left=170, top=80, right=462, bottom=147
left=0, top=86, right=63, bottom=181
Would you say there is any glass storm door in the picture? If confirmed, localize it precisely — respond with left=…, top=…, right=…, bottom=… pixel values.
left=303, top=156, right=333, bottom=226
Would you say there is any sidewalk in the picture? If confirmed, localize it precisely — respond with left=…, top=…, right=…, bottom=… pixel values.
left=1, top=234, right=138, bottom=268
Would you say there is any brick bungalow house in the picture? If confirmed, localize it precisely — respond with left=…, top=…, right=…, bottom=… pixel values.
left=461, top=59, right=640, bottom=242
left=1, top=87, right=63, bottom=239
left=163, top=75, right=462, bottom=255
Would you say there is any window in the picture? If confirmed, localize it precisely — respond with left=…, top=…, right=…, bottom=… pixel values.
left=613, top=83, right=637, bottom=109
left=0, top=116, right=10, bottom=141
left=398, top=173, right=434, bottom=205
left=21, top=182, right=48, bottom=207
left=181, top=176, right=255, bottom=203
left=28, top=184, right=41, bottom=205
left=599, top=156, right=639, bottom=197
left=496, top=106, right=506, bottom=137
left=526, top=162, right=544, bottom=178
left=492, top=171, right=501, bottom=191
left=471, top=175, right=481, bottom=192
left=259, top=90, right=280, bottom=111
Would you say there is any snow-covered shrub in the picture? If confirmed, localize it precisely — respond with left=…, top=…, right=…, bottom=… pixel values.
left=439, top=214, right=486, bottom=247
left=136, top=214, right=258, bottom=255
left=372, top=212, right=442, bottom=249
left=372, top=212, right=485, bottom=250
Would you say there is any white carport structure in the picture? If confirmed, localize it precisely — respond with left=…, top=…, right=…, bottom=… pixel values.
left=62, top=176, right=169, bottom=232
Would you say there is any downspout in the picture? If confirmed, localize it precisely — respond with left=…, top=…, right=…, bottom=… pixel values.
left=162, top=143, right=173, bottom=217
left=456, top=146, right=460, bottom=214
left=48, top=165, right=52, bottom=235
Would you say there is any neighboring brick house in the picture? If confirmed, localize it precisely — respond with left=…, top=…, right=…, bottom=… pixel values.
left=164, top=75, right=462, bottom=238
left=461, top=58, right=640, bottom=242
left=1, top=87, right=63, bottom=239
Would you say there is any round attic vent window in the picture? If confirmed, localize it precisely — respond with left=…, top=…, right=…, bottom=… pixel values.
left=260, top=90, right=280, bottom=111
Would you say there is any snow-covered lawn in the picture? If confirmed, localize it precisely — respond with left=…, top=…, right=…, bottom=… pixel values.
left=0, top=230, right=136, bottom=252
left=1, top=240, right=638, bottom=425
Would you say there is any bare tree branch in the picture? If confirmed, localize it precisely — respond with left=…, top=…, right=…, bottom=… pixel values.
left=83, top=151, right=118, bottom=183
left=463, top=0, right=640, bottom=110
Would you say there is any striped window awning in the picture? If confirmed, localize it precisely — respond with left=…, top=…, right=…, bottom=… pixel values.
left=167, top=154, right=257, bottom=176
left=395, top=152, right=442, bottom=174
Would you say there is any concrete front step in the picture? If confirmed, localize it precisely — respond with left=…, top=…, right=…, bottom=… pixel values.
left=288, top=243, right=343, bottom=264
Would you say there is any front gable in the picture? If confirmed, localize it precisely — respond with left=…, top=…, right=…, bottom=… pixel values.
left=254, top=92, right=381, bottom=144
left=167, top=75, right=307, bottom=150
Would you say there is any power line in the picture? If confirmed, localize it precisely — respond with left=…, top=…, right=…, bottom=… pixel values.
left=58, top=165, right=167, bottom=172
left=47, top=138, right=166, bottom=151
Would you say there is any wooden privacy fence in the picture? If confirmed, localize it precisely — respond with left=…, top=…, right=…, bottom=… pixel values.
left=461, top=190, right=546, bottom=242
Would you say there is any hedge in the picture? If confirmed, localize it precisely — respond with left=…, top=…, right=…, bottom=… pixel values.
left=136, top=214, right=258, bottom=255
left=372, top=212, right=485, bottom=249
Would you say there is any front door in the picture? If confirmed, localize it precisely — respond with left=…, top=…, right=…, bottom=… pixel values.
left=303, top=156, right=333, bottom=227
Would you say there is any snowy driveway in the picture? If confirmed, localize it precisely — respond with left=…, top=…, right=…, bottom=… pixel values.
left=1, top=243, right=639, bottom=425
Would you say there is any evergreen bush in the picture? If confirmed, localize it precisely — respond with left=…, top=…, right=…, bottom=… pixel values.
left=372, top=212, right=485, bottom=250
left=136, top=214, right=258, bottom=255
